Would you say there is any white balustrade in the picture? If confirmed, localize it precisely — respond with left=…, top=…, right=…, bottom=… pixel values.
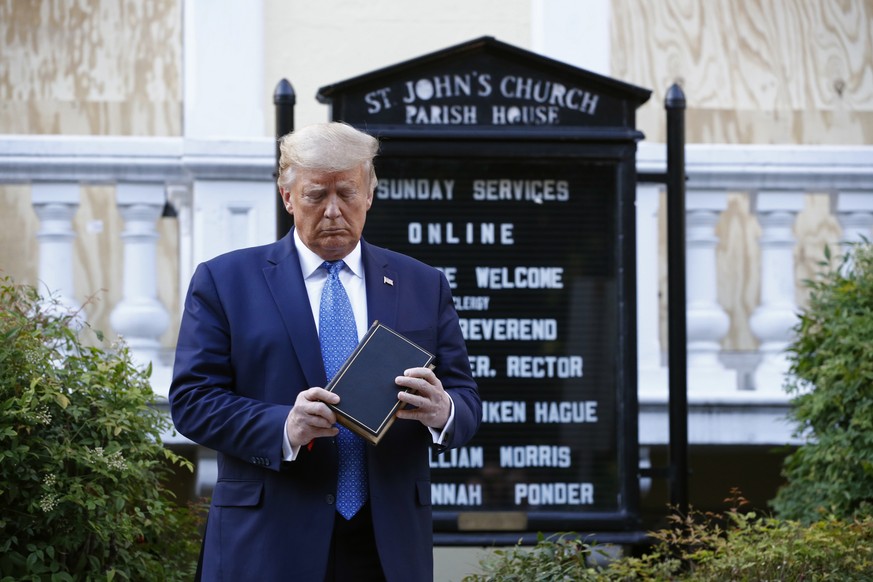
left=31, top=182, right=81, bottom=317
left=836, top=190, right=873, bottom=254
left=109, top=183, right=172, bottom=396
left=191, top=179, right=277, bottom=265
left=635, top=183, right=668, bottom=400
left=5, top=136, right=873, bottom=444
left=748, top=191, right=804, bottom=395
left=685, top=190, right=736, bottom=395
left=167, top=183, right=194, bottom=317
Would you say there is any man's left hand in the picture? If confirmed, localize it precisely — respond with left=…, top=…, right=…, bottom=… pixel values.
left=394, top=367, right=451, bottom=430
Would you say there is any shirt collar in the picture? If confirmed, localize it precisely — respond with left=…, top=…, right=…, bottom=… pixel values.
left=293, top=228, right=364, bottom=280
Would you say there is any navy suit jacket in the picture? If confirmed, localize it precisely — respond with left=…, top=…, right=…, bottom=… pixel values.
left=169, top=230, right=481, bottom=581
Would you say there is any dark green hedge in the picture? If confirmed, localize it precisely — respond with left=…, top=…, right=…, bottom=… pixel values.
left=0, top=279, right=201, bottom=581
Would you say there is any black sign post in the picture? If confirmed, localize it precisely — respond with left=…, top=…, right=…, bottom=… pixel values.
left=317, top=37, right=651, bottom=545
left=274, top=78, right=296, bottom=239
left=665, top=83, right=689, bottom=515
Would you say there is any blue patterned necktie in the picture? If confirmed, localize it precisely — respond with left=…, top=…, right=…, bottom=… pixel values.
left=319, top=260, right=368, bottom=520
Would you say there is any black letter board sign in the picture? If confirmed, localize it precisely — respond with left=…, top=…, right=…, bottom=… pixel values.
left=318, top=37, right=651, bottom=544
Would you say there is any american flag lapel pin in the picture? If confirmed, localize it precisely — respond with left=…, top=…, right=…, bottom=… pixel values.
left=384, top=276, right=394, bottom=286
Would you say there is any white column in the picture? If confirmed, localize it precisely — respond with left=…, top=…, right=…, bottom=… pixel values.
left=31, top=182, right=81, bottom=316
left=191, top=180, right=276, bottom=265
left=167, top=184, right=194, bottom=315
left=531, top=0, right=611, bottom=74
left=835, top=190, right=873, bottom=258
left=749, top=191, right=804, bottom=395
left=109, top=183, right=171, bottom=396
left=686, top=190, right=736, bottom=395
left=184, top=0, right=265, bottom=138
left=635, top=184, right=667, bottom=400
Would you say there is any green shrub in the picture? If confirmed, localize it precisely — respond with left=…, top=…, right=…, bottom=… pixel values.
left=688, top=513, right=873, bottom=581
left=464, top=533, right=605, bottom=581
left=771, top=241, right=873, bottom=523
left=466, top=492, right=873, bottom=581
left=628, top=492, right=873, bottom=581
left=0, top=279, right=201, bottom=581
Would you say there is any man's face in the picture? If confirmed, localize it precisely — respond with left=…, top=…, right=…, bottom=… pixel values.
left=281, top=164, right=373, bottom=261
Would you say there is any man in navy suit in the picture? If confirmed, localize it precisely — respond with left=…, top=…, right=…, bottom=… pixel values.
left=170, top=122, right=481, bottom=581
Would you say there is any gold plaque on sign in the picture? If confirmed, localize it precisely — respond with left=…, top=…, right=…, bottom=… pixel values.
left=458, top=511, right=528, bottom=531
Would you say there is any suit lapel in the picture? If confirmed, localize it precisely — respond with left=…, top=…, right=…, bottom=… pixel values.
left=362, top=241, right=399, bottom=330
left=263, top=231, right=326, bottom=388
left=261, top=236, right=399, bottom=389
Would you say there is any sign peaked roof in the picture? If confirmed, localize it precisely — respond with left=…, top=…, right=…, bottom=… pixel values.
left=317, top=36, right=651, bottom=132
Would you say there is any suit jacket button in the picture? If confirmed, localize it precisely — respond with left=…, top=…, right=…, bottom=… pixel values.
left=326, top=494, right=335, bottom=505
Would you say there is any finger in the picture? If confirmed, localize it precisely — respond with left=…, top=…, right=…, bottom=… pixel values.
left=403, top=366, right=437, bottom=382
left=395, top=401, right=446, bottom=428
left=299, top=411, right=336, bottom=429
left=395, top=374, right=435, bottom=395
left=395, top=399, right=425, bottom=416
left=396, top=390, right=422, bottom=409
left=287, top=412, right=339, bottom=447
left=291, top=397, right=338, bottom=427
left=309, top=425, right=340, bottom=439
left=310, top=403, right=338, bottom=426
left=303, top=387, right=340, bottom=405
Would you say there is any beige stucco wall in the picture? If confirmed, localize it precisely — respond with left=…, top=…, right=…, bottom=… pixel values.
left=263, top=0, right=532, bottom=129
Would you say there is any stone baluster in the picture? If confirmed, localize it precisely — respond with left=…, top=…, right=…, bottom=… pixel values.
left=31, top=183, right=81, bottom=317
left=109, top=183, right=171, bottom=396
left=686, top=190, right=737, bottom=395
left=635, top=184, right=668, bottom=400
left=749, top=191, right=804, bottom=395
left=167, top=183, right=194, bottom=317
left=835, top=190, right=873, bottom=266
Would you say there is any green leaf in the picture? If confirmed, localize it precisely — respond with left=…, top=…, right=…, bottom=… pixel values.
left=54, top=393, right=70, bottom=409
left=774, top=242, right=873, bottom=524
left=0, top=276, right=201, bottom=580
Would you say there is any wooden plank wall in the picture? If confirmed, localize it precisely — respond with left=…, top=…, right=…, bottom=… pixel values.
left=612, top=0, right=866, bottom=350
left=0, top=0, right=182, bottom=136
left=612, top=0, right=873, bottom=145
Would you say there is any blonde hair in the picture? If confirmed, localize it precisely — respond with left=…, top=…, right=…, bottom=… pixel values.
left=277, top=122, right=378, bottom=192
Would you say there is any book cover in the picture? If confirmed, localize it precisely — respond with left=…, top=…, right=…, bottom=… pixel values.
left=326, top=320, right=435, bottom=445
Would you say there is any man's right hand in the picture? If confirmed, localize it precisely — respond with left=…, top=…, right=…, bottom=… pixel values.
left=285, top=387, right=340, bottom=447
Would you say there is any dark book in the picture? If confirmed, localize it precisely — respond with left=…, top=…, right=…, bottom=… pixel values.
left=326, top=320, right=435, bottom=445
